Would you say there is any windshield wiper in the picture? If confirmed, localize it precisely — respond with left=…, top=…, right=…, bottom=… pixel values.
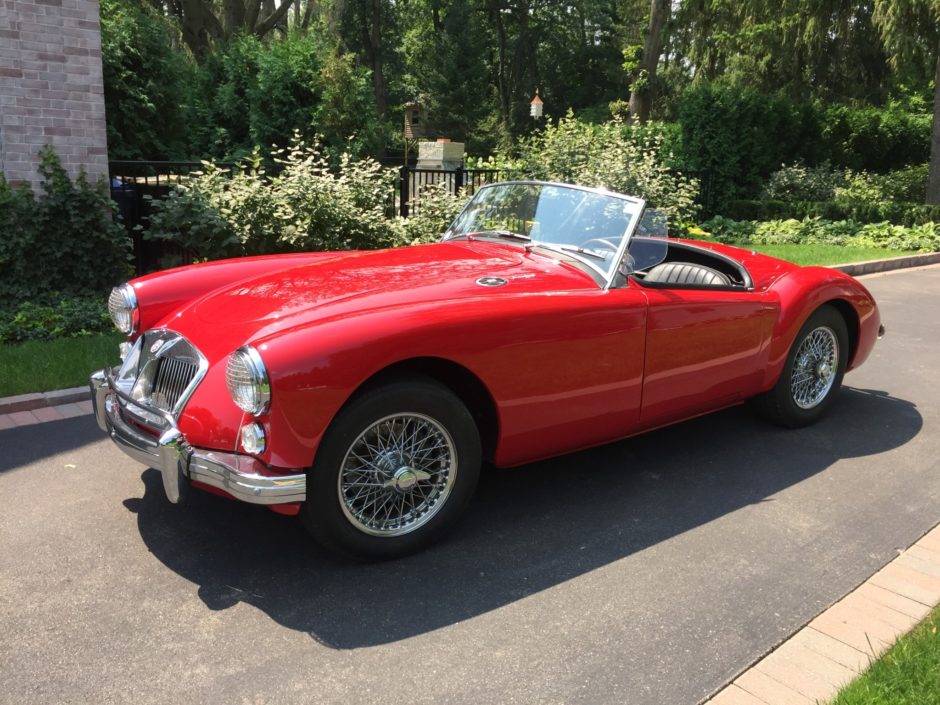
left=537, top=243, right=609, bottom=261
left=473, top=229, right=532, bottom=242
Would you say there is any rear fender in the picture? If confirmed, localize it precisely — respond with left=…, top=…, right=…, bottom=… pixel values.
left=761, top=267, right=879, bottom=390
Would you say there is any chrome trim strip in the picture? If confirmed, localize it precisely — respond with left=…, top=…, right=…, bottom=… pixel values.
left=90, top=369, right=306, bottom=505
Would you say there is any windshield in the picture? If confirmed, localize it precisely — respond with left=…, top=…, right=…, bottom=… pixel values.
left=444, top=182, right=646, bottom=281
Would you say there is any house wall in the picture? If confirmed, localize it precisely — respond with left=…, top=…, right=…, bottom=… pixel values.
left=0, top=0, right=108, bottom=190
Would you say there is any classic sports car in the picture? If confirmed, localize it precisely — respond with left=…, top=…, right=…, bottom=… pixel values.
left=90, top=181, right=883, bottom=559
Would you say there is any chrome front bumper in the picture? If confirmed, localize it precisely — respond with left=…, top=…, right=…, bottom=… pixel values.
left=90, top=369, right=306, bottom=505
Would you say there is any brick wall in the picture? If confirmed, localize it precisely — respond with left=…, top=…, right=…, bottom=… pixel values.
left=0, top=0, right=108, bottom=190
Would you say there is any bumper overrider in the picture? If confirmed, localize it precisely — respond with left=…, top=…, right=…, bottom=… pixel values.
left=89, top=369, right=306, bottom=506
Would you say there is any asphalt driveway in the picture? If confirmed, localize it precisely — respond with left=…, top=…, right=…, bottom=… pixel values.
left=1, top=266, right=938, bottom=705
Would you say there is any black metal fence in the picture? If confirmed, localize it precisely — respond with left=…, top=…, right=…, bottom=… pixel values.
left=109, top=160, right=508, bottom=273
left=110, top=161, right=235, bottom=273
left=397, top=166, right=506, bottom=217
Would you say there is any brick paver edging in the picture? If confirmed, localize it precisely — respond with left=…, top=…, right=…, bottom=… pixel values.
left=832, top=251, right=940, bottom=276
left=703, top=523, right=940, bottom=705
left=0, top=386, right=89, bottom=415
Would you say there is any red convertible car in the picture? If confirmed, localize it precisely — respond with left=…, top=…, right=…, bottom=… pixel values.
left=90, top=182, right=882, bottom=559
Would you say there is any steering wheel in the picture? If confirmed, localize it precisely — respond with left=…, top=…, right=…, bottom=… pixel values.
left=581, top=238, right=620, bottom=252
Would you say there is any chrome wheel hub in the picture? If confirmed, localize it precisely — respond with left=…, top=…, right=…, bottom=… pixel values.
left=790, top=326, right=839, bottom=410
left=338, top=413, right=457, bottom=537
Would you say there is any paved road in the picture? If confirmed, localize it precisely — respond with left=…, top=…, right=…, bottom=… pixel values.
left=2, top=266, right=939, bottom=705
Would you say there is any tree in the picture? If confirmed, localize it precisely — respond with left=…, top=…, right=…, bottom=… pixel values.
left=671, top=0, right=892, bottom=103
left=873, top=0, right=940, bottom=204
left=151, top=0, right=299, bottom=59
left=627, top=0, right=669, bottom=123
left=101, top=0, right=193, bottom=159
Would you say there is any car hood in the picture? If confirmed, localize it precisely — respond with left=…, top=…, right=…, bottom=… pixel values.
left=164, top=241, right=595, bottom=358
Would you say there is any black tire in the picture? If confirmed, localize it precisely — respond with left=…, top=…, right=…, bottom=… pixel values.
left=301, top=378, right=481, bottom=560
left=757, top=304, right=849, bottom=428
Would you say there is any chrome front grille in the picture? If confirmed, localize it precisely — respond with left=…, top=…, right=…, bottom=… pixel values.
left=151, top=356, right=199, bottom=412
left=112, top=330, right=207, bottom=424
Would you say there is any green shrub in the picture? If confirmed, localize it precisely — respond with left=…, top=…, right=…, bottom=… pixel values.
left=761, top=163, right=845, bottom=202
left=676, top=84, right=931, bottom=215
left=101, top=0, right=193, bottom=160
left=514, top=112, right=700, bottom=228
left=723, top=199, right=940, bottom=226
left=820, top=103, right=932, bottom=172
left=145, top=134, right=463, bottom=258
left=404, top=181, right=468, bottom=245
left=698, top=216, right=940, bottom=253
left=835, top=164, right=930, bottom=205
left=678, top=84, right=820, bottom=210
left=0, top=147, right=132, bottom=308
left=189, top=35, right=380, bottom=161
left=0, top=297, right=111, bottom=345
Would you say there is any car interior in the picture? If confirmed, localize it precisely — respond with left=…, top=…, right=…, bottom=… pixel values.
left=627, top=238, right=753, bottom=290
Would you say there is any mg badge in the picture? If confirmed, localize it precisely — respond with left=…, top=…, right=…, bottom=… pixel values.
left=150, top=339, right=165, bottom=354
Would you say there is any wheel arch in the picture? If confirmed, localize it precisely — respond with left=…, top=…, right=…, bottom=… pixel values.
left=824, top=297, right=860, bottom=367
left=340, top=357, right=500, bottom=464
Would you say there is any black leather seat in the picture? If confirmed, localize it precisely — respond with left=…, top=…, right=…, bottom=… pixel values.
left=643, top=261, right=731, bottom=286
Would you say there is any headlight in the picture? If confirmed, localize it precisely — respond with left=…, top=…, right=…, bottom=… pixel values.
left=108, top=283, right=138, bottom=334
left=225, top=346, right=270, bottom=416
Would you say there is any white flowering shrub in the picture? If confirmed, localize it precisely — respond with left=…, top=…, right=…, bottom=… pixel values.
left=514, top=112, right=701, bottom=229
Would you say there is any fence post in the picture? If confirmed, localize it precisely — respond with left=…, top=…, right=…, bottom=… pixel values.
left=454, top=165, right=464, bottom=195
left=399, top=165, right=410, bottom=217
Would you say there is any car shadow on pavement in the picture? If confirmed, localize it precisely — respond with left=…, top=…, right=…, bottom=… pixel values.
left=0, top=413, right=101, bottom=475
left=123, top=386, right=921, bottom=649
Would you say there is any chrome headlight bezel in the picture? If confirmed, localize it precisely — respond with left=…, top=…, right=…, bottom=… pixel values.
left=108, top=283, right=139, bottom=335
left=225, top=346, right=271, bottom=416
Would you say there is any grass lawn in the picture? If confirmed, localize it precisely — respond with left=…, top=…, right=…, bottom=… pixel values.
left=730, top=242, right=909, bottom=266
left=829, top=604, right=940, bottom=705
left=0, top=333, right=123, bottom=398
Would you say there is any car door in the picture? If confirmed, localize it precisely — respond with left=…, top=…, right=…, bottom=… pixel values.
left=637, top=284, right=777, bottom=426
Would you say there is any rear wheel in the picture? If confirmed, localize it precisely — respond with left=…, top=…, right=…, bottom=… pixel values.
left=757, top=305, right=849, bottom=428
left=301, top=379, right=481, bottom=560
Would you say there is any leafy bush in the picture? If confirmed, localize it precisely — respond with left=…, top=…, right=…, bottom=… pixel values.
left=145, top=135, right=466, bottom=258
left=189, top=35, right=380, bottom=161
left=820, top=103, right=932, bottom=172
left=835, top=164, right=930, bottom=205
left=100, top=0, right=193, bottom=160
left=676, top=84, right=932, bottom=214
left=514, top=112, right=700, bottom=228
left=698, top=216, right=940, bottom=253
left=0, top=298, right=111, bottom=345
left=678, top=84, right=820, bottom=210
left=0, top=147, right=132, bottom=307
left=724, top=199, right=940, bottom=227
left=761, top=163, right=846, bottom=202
left=404, top=181, right=468, bottom=244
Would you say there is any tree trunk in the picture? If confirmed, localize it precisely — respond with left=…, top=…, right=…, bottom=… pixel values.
left=488, top=0, right=511, bottom=132
left=363, top=0, right=388, bottom=118
left=223, top=0, right=246, bottom=35
left=255, top=0, right=296, bottom=37
left=628, top=0, right=669, bottom=123
left=178, top=0, right=225, bottom=60
left=928, top=51, right=940, bottom=205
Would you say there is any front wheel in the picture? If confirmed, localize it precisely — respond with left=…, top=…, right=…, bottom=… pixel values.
left=301, top=379, right=481, bottom=560
left=757, top=304, right=849, bottom=428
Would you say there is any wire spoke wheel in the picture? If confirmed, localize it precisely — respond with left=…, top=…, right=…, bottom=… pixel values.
left=338, top=413, right=457, bottom=537
left=790, top=326, right=839, bottom=410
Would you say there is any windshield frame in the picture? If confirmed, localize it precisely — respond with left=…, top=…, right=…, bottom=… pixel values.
left=442, top=180, right=647, bottom=289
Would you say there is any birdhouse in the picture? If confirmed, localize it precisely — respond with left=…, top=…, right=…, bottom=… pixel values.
left=530, top=90, right=544, bottom=119
left=404, top=102, right=428, bottom=140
